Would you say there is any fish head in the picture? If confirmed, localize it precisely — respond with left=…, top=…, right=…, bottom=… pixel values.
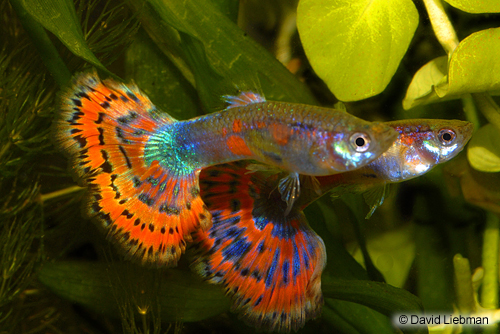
left=387, top=119, right=474, bottom=178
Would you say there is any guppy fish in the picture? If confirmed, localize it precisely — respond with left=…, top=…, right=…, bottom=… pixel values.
left=192, top=118, right=473, bottom=332
left=55, top=71, right=396, bottom=266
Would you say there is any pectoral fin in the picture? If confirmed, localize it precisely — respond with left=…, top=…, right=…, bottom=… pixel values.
left=278, top=172, right=300, bottom=216
left=363, top=184, right=392, bottom=219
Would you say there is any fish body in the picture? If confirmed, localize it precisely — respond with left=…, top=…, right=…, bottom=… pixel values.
left=148, top=98, right=396, bottom=176
left=55, top=72, right=396, bottom=266
left=146, top=91, right=397, bottom=214
left=193, top=118, right=473, bottom=331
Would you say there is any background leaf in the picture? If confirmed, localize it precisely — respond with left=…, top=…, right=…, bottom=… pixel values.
left=131, top=0, right=317, bottom=110
left=467, top=123, right=500, bottom=172
left=322, top=277, right=424, bottom=316
left=443, top=0, right=500, bottom=14
left=18, top=0, right=107, bottom=73
left=125, top=29, right=200, bottom=120
left=403, top=56, right=449, bottom=110
left=297, top=0, right=419, bottom=101
left=405, top=29, right=500, bottom=109
left=323, top=299, right=396, bottom=334
left=436, top=28, right=500, bottom=97
left=38, top=261, right=230, bottom=322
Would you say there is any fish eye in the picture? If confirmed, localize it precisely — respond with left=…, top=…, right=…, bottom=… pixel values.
left=350, top=133, right=371, bottom=152
left=438, top=129, right=456, bottom=146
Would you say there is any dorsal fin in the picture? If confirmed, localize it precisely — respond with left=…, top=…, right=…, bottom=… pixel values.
left=223, top=91, right=266, bottom=109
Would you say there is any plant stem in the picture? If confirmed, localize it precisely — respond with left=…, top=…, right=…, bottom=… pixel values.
left=461, top=95, right=481, bottom=132
left=481, top=213, right=499, bottom=309
left=422, top=0, right=459, bottom=55
left=472, top=93, right=500, bottom=131
left=453, top=254, right=476, bottom=313
left=39, top=185, right=84, bottom=203
left=482, top=212, right=499, bottom=333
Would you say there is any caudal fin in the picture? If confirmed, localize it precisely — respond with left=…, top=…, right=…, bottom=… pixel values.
left=55, top=71, right=211, bottom=266
left=193, top=162, right=326, bottom=332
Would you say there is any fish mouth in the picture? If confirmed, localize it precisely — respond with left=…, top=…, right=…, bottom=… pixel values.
left=460, top=121, right=474, bottom=144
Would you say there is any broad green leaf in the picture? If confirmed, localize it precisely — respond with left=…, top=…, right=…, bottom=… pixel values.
left=297, top=0, right=419, bottom=102
left=38, top=261, right=230, bottom=321
left=467, top=123, right=500, bottom=172
left=322, top=277, right=425, bottom=315
left=210, top=0, right=240, bottom=23
left=403, top=56, right=449, bottom=110
left=125, top=29, right=199, bottom=120
left=130, top=0, right=317, bottom=111
left=405, top=29, right=500, bottom=109
left=19, top=0, right=107, bottom=73
left=323, top=298, right=397, bottom=334
left=350, top=226, right=415, bottom=288
left=444, top=0, right=500, bottom=13
left=177, top=30, right=231, bottom=112
left=436, top=28, right=500, bottom=97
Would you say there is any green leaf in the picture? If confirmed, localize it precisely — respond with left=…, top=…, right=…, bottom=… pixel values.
left=322, top=277, right=425, bottom=315
left=38, top=261, right=230, bottom=322
left=297, top=0, right=419, bottom=102
left=19, top=0, right=107, bottom=73
left=443, top=0, right=500, bottom=13
left=404, top=29, right=500, bottom=109
left=441, top=28, right=500, bottom=97
left=402, top=56, right=449, bottom=110
left=323, top=298, right=396, bottom=334
left=125, top=29, right=199, bottom=120
left=323, top=276, right=427, bottom=334
left=132, top=0, right=317, bottom=110
left=209, top=0, right=240, bottom=23
left=467, top=123, right=500, bottom=172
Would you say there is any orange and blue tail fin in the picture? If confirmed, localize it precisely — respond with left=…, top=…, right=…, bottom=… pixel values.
left=194, top=162, right=326, bottom=332
left=55, top=71, right=211, bottom=266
